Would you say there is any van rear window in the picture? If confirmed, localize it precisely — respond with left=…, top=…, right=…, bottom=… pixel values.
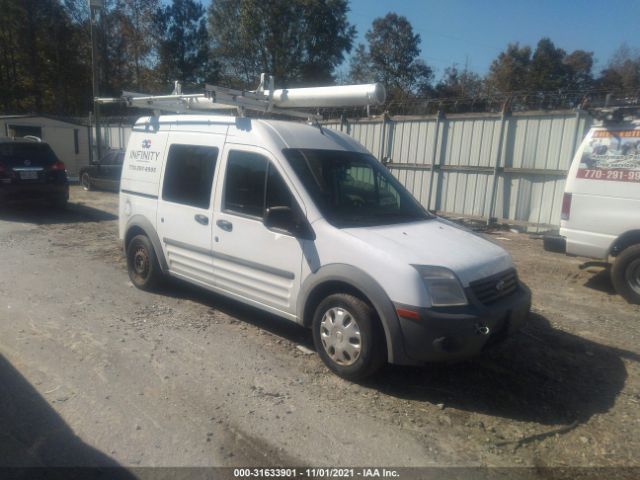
left=578, top=130, right=640, bottom=183
left=162, top=144, right=218, bottom=208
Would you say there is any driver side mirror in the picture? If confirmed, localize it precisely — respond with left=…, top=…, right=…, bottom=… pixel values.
left=264, top=206, right=315, bottom=240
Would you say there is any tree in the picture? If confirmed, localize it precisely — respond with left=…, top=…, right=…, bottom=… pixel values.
left=597, top=44, right=640, bottom=94
left=102, top=1, right=134, bottom=95
left=156, top=0, right=217, bottom=86
left=115, top=0, right=160, bottom=90
left=348, top=44, right=374, bottom=84
left=297, top=0, right=356, bottom=84
left=563, top=50, right=594, bottom=91
left=485, top=43, right=531, bottom=94
left=349, top=13, right=432, bottom=102
left=436, top=64, right=483, bottom=99
left=527, top=38, right=568, bottom=91
left=208, top=0, right=356, bottom=88
left=0, top=0, right=91, bottom=114
left=0, top=0, right=27, bottom=112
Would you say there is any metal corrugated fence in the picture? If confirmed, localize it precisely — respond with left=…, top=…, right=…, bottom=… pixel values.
left=326, top=110, right=593, bottom=229
left=93, top=110, right=592, bottom=229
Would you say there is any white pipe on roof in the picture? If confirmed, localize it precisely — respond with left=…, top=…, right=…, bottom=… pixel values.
left=264, top=83, right=386, bottom=108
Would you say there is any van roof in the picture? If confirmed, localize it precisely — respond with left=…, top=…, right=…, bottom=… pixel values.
left=592, top=123, right=640, bottom=128
left=133, top=115, right=367, bottom=153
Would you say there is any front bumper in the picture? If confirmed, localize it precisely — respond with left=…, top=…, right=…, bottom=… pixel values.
left=395, top=282, right=531, bottom=363
left=543, top=234, right=567, bottom=254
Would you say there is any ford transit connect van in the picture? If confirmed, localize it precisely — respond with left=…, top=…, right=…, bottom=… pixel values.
left=544, top=120, right=640, bottom=304
left=119, top=114, right=531, bottom=379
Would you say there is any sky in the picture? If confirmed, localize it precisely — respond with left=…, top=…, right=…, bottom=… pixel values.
left=346, top=0, right=640, bottom=78
left=196, top=0, right=640, bottom=80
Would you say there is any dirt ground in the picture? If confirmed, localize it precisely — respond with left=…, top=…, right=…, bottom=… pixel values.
left=1, top=186, right=639, bottom=474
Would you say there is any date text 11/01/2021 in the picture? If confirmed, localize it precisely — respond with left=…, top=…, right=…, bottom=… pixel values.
left=233, top=468, right=400, bottom=478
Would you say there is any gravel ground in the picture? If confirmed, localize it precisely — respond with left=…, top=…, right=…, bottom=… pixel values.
left=0, top=186, right=639, bottom=474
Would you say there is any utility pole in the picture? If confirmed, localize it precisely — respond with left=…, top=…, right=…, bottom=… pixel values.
left=89, top=0, right=104, bottom=163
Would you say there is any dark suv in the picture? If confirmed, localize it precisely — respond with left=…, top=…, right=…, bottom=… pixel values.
left=0, top=138, right=69, bottom=208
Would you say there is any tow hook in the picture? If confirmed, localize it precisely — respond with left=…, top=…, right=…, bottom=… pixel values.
left=475, top=323, right=490, bottom=335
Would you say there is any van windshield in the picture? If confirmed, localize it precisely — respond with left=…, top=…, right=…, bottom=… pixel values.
left=283, top=148, right=431, bottom=228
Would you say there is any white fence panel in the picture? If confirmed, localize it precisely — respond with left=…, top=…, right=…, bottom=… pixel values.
left=92, top=110, right=593, bottom=228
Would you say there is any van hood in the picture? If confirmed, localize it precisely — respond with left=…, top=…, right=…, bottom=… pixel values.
left=343, top=218, right=513, bottom=286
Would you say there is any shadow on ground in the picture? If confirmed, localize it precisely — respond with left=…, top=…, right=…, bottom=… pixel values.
left=156, top=278, right=315, bottom=350
left=369, top=313, right=638, bottom=427
left=157, top=279, right=637, bottom=430
left=0, top=354, right=134, bottom=477
left=0, top=202, right=116, bottom=225
left=583, top=266, right=617, bottom=295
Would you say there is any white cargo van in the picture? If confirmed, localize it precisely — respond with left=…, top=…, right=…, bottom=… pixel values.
left=545, top=119, right=640, bottom=304
left=119, top=114, right=531, bottom=379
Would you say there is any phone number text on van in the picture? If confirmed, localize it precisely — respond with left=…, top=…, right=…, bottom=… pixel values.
left=577, top=168, right=640, bottom=182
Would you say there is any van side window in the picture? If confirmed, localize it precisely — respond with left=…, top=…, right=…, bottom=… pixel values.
left=266, top=163, right=294, bottom=210
left=224, top=150, right=296, bottom=218
left=162, top=144, right=218, bottom=209
left=224, top=151, right=268, bottom=217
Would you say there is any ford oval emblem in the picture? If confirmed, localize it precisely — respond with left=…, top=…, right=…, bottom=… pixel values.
left=495, top=280, right=506, bottom=292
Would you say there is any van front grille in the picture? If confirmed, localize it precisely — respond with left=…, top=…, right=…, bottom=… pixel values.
left=470, top=269, right=518, bottom=305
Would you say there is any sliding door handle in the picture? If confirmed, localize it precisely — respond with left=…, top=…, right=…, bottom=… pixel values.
left=194, top=214, right=209, bottom=225
left=216, top=219, right=233, bottom=232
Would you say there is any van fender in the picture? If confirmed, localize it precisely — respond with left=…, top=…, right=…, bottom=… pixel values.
left=124, top=215, right=169, bottom=273
left=611, top=230, right=640, bottom=257
left=297, top=264, right=409, bottom=364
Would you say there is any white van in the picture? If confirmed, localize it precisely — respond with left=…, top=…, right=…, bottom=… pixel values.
left=544, top=120, right=640, bottom=304
left=119, top=114, right=531, bottom=379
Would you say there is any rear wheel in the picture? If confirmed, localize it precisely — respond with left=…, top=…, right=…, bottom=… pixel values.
left=312, top=293, right=386, bottom=381
left=81, top=172, right=92, bottom=191
left=611, top=244, right=640, bottom=304
left=127, top=235, right=162, bottom=291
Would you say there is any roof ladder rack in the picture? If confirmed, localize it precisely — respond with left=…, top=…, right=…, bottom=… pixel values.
left=95, top=73, right=386, bottom=121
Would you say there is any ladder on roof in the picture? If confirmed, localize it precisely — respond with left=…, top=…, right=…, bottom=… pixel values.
left=581, top=94, right=640, bottom=124
left=95, top=74, right=386, bottom=120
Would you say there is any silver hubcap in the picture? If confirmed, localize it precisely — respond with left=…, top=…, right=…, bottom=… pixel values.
left=320, top=307, right=362, bottom=366
left=626, top=258, right=640, bottom=295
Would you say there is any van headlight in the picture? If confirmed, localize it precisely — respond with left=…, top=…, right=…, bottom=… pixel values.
left=413, top=266, right=468, bottom=307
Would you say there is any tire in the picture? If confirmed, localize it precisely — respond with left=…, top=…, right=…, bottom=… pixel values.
left=126, top=235, right=162, bottom=291
left=81, top=172, right=92, bottom=191
left=611, top=244, right=640, bottom=304
left=312, top=293, right=386, bottom=381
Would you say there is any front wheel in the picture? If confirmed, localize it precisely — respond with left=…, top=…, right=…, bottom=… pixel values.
left=81, top=172, right=92, bottom=191
left=312, top=293, right=386, bottom=381
left=611, top=244, right=640, bottom=304
left=126, top=235, right=162, bottom=291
